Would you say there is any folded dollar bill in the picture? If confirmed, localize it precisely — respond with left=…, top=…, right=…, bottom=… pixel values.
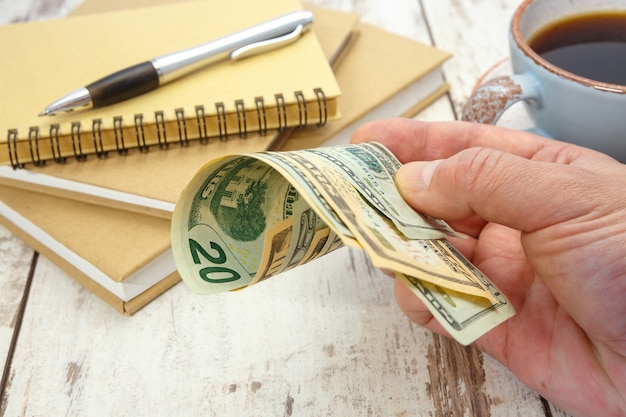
left=171, top=142, right=515, bottom=345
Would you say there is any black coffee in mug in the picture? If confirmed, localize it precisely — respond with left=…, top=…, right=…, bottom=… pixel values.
left=528, top=12, right=626, bottom=85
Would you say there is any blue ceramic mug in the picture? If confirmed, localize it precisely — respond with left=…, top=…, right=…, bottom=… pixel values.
left=463, top=0, right=626, bottom=162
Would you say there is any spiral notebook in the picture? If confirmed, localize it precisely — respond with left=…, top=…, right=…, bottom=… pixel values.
left=0, top=0, right=340, bottom=169
left=0, top=16, right=449, bottom=219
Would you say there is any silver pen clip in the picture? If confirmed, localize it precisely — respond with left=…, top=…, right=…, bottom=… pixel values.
left=230, top=24, right=305, bottom=60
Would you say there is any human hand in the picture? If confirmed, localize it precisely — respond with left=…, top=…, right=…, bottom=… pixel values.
left=350, top=118, right=626, bottom=417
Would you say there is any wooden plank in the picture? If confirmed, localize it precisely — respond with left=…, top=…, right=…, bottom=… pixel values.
left=3, top=248, right=444, bottom=416
left=0, top=0, right=84, bottom=23
left=420, top=2, right=572, bottom=416
left=349, top=0, right=432, bottom=43
left=549, top=404, right=575, bottom=417
left=0, top=226, right=35, bottom=393
left=421, top=0, right=520, bottom=117
left=335, top=1, right=557, bottom=416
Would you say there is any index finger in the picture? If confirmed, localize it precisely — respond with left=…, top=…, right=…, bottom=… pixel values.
left=349, top=118, right=579, bottom=163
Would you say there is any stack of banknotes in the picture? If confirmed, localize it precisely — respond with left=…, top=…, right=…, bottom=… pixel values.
left=171, top=142, right=515, bottom=345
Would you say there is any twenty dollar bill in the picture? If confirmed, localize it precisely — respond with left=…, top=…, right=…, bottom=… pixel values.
left=171, top=143, right=515, bottom=345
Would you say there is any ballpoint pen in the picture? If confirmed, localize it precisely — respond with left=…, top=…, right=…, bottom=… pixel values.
left=39, top=10, right=314, bottom=116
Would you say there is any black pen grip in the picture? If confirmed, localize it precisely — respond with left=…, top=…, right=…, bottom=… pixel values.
left=86, top=61, right=160, bottom=108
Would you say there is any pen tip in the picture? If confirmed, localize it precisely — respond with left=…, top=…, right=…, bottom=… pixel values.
left=39, top=110, right=50, bottom=117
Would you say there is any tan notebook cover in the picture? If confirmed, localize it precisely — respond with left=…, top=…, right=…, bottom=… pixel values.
left=279, top=22, right=450, bottom=151
left=0, top=4, right=357, bottom=315
left=0, top=185, right=177, bottom=315
left=0, top=0, right=341, bottom=167
left=0, top=16, right=449, bottom=220
left=72, top=1, right=358, bottom=68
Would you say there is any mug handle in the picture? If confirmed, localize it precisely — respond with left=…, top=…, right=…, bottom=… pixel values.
left=461, top=74, right=541, bottom=124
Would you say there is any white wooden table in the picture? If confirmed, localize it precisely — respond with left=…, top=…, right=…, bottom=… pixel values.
left=1, top=1, right=572, bottom=416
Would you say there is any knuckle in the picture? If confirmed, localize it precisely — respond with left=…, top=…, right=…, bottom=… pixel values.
left=455, top=147, right=508, bottom=199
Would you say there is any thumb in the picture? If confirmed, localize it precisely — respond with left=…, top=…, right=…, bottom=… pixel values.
left=394, top=147, right=600, bottom=233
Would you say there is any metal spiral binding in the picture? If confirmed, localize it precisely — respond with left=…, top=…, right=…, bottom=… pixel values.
left=235, top=100, right=247, bottom=138
left=134, top=114, right=149, bottom=153
left=154, top=111, right=168, bottom=149
left=255, top=96, right=268, bottom=136
left=6, top=88, right=328, bottom=169
left=7, top=130, right=24, bottom=169
left=28, top=127, right=45, bottom=166
left=215, top=102, right=227, bottom=140
left=92, top=119, right=108, bottom=159
left=314, top=88, right=327, bottom=127
left=49, top=124, right=66, bottom=164
left=71, top=122, right=87, bottom=161
left=113, top=116, right=128, bottom=155
left=195, top=105, right=209, bottom=144
left=175, top=108, right=189, bottom=146
left=294, top=91, right=307, bottom=128
left=275, top=94, right=287, bottom=131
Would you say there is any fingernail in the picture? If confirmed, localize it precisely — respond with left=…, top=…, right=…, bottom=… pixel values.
left=395, top=160, right=441, bottom=193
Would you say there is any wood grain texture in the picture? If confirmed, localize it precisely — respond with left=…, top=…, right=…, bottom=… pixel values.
left=4, top=249, right=438, bottom=416
left=0, top=0, right=83, bottom=23
left=421, top=0, right=520, bottom=117
left=0, top=227, right=35, bottom=399
left=0, top=0, right=571, bottom=416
